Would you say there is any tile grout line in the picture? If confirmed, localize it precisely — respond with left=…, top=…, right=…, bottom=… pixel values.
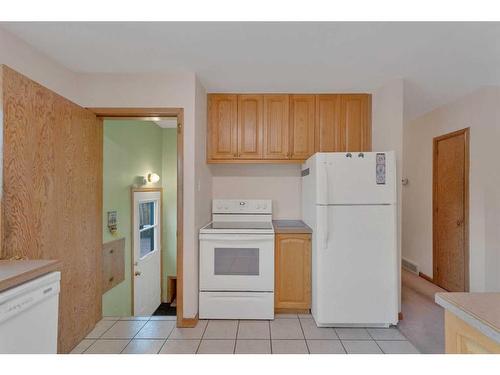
left=119, top=319, right=148, bottom=354
left=82, top=319, right=120, bottom=353
left=82, top=315, right=174, bottom=354
left=157, top=320, right=176, bottom=354
left=338, top=338, right=348, bottom=354
left=366, top=326, right=408, bottom=353
left=297, top=316, right=310, bottom=354
left=195, top=320, right=209, bottom=354
left=268, top=319, right=273, bottom=354
left=234, top=320, right=240, bottom=354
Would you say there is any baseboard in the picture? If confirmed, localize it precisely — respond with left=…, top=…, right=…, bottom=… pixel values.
left=178, top=313, right=198, bottom=328
left=275, top=308, right=310, bottom=314
left=419, top=272, right=434, bottom=284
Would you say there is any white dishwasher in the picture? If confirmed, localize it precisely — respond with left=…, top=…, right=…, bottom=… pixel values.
left=0, top=271, right=60, bottom=354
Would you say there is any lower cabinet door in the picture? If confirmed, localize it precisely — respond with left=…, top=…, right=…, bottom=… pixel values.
left=445, top=311, right=500, bottom=354
left=275, top=233, right=311, bottom=310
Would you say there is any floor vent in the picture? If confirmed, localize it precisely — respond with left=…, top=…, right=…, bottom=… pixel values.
left=402, top=258, right=419, bottom=274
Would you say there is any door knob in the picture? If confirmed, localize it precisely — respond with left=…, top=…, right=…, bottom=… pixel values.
left=134, top=271, right=142, bottom=277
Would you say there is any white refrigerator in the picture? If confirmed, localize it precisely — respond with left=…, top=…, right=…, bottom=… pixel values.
left=302, top=152, right=398, bottom=327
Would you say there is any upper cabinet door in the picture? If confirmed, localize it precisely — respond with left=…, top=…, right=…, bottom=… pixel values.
left=238, top=95, right=263, bottom=159
left=263, top=95, right=289, bottom=159
left=315, top=94, right=341, bottom=152
left=208, top=94, right=238, bottom=160
left=289, top=95, right=315, bottom=160
left=339, top=94, right=372, bottom=152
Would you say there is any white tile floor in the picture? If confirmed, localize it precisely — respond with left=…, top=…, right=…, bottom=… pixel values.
left=72, top=314, right=419, bottom=354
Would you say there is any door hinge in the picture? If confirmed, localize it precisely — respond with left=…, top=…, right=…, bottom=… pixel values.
left=177, top=123, right=182, bottom=133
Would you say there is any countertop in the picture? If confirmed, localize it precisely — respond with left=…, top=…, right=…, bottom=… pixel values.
left=435, top=292, right=500, bottom=344
left=0, top=259, right=61, bottom=293
left=273, top=220, right=312, bottom=234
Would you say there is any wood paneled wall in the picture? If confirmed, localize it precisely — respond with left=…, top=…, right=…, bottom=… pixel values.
left=0, top=66, right=103, bottom=353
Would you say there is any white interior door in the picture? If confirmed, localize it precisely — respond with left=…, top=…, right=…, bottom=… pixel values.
left=133, top=190, right=161, bottom=316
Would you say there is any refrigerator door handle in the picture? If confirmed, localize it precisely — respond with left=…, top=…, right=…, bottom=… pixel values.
left=321, top=207, right=329, bottom=250
left=321, top=161, right=329, bottom=203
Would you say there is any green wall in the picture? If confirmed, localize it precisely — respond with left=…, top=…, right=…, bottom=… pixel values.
left=162, top=129, right=177, bottom=286
left=102, top=120, right=177, bottom=316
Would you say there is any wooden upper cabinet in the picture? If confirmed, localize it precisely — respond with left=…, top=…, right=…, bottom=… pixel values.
left=263, top=95, right=289, bottom=159
left=208, top=94, right=238, bottom=159
left=289, top=95, right=315, bottom=160
left=339, top=94, right=371, bottom=152
left=207, top=93, right=371, bottom=163
left=237, top=95, right=263, bottom=159
left=315, top=94, right=341, bottom=152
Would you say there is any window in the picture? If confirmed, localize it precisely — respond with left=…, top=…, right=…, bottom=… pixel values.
left=139, top=200, right=157, bottom=258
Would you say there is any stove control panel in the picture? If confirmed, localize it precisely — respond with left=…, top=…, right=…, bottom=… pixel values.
left=212, top=199, right=272, bottom=214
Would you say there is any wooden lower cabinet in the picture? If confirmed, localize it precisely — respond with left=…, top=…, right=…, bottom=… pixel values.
left=444, top=311, right=500, bottom=354
left=274, top=233, right=311, bottom=312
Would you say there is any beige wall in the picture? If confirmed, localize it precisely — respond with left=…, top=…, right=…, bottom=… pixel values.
left=211, top=164, right=302, bottom=219
left=0, top=28, right=79, bottom=102
left=372, top=79, right=405, bottom=309
left=0, top=26, right=208, bottom=318
left=77, top=73, right=208, bottom=318
left=193, top=77, right=212, bottom=316
left=403, top=87, right=500, bottom=292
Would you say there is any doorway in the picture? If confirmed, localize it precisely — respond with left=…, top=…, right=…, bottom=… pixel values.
left=433, top=128, right=469, bottom=292
left=90, top=107, right=187, bottom=327
left=132, top=189, right=162, bottom=316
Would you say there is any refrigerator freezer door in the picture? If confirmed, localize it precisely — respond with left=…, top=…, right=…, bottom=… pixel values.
left=316, top=152, right=396, bottom=205
left=313, top=205, right=398, bottom=326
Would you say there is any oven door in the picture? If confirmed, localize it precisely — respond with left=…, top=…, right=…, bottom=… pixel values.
left=199, top=233, right=274, bottom=292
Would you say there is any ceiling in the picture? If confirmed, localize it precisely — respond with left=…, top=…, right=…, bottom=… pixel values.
left=2, top=22, right=499, bottom=119
left=154, top=118, right=177, bottom=128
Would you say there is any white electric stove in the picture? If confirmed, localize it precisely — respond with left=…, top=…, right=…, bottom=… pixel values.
left=199, top=199, right=274, bottom=320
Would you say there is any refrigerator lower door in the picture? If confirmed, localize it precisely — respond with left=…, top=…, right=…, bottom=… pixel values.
left=313, top=205, right=398, bottom=327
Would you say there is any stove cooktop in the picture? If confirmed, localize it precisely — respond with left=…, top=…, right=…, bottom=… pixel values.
left=200, top=221, right=274, bottom=234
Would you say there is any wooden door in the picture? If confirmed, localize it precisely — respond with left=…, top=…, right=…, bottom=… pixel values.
left=1, top=65, right=103, bottom=353
left=339, top=94, right=371, bottom=152
left=237, top=95, right=263, bottom=159
left=263, top=95, right=289, bottom=159
left=275, top=234, right=311, bottom=310
left=207, top=94, right=238, bottom=160
left=315, top=94, right=341, bottom=152
left=289, top=95, right=315, bottom=160
left=433, top=128, right=469, bottom=292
